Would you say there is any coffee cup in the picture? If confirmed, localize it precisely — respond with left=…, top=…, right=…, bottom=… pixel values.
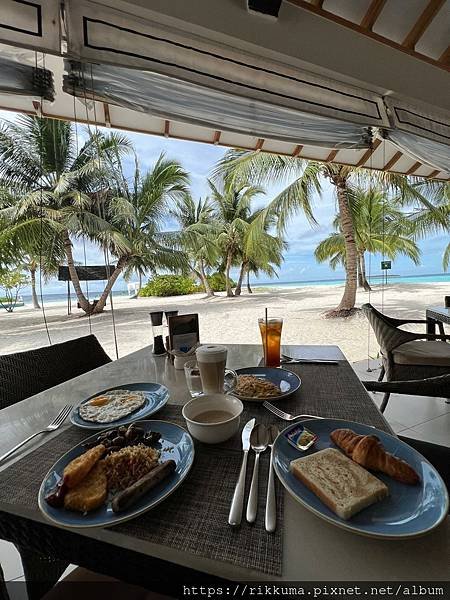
left=195, top=345, right=237, bottom=394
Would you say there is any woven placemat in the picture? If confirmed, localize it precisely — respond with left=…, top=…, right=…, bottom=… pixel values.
left=0, top=412, right=284, bottom=576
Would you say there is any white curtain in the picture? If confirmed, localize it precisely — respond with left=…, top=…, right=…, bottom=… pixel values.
left=64, top=62, right=372, bottom=148
left=64, top=0, right=388, bottom=130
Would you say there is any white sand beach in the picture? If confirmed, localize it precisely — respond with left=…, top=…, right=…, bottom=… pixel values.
left=0, top=282, right=447, bottom=362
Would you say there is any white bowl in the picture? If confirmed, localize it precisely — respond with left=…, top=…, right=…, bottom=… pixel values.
left=182, top=394, right=243, bottom=444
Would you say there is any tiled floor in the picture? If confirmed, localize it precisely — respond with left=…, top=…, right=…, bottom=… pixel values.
left=1, top=360, right=449, bottom=589
left=352, top=358, right=450, bottom=447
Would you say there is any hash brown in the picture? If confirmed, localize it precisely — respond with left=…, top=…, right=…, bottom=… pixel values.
left=64, top=462, right=108, bottom=513
left=63, top=444, right=105, bottom=489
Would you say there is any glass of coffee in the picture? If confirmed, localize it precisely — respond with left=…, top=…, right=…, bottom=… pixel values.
left=195, top=345, right=237, bottom=394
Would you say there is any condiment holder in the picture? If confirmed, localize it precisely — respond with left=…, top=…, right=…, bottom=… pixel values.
left=169, top=343, right=202, bottom=370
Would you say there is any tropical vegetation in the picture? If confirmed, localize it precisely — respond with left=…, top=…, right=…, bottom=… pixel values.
left=314, top=187, right=421, bottom=291
left=0, top=115, right=448, bottom=313
left=0, top=269, right=29, bottom=312
left=214, top=151, right=448, bottom=316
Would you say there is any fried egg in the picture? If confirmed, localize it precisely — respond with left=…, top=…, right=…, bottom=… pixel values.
left=79, top=390, right=147, bottom=423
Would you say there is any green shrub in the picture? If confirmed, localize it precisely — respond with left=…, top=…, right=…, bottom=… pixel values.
left=139, top=275, right=197, bottom=297
left=199, top=272, right=236, bottom=292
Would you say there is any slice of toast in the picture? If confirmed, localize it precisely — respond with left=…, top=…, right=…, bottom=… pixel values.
left=290, top=448, right=388, bottom=520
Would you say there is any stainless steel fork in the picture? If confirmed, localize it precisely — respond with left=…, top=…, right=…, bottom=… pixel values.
left=0, top=404, right=73, bottom=463
left=263, top=401, right=324, bottom=422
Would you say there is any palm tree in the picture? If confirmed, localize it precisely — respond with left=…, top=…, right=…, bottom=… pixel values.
left=314, top=187, right=421, bottom=290
left=208, top=177, right=265, bottom=297
left=215, top=150, right=429, bottom=316
left=403, top=180, right=450, bottom=270
left=98, top=153, right=191, bottom=311
left=0, top=115, right=132, bottom=314
left=170, top=194, right=218, bottom=297
left=0, top=184, right=63, bottom=308
left=234, top=210, right=286, bottom=296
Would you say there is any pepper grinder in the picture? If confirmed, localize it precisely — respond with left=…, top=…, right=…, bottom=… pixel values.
left=149, top=311, right=166, bottom=355
left=164, top=309, right=179, bottom=356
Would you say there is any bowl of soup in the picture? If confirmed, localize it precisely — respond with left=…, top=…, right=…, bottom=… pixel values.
left=182, top=394, right=243, bottom=444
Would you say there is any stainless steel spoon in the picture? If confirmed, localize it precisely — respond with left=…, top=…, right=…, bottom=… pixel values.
left=246, top=424, right=269, bottom=523
left=265, top=425, right=279, bottom=533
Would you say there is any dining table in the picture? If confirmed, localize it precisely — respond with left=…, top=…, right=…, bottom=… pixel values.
left=0, top=343, right=448, bottom=593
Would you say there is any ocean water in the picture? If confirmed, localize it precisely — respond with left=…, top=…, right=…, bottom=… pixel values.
left=16, top=272, right=449, bottom=306
left=255, top=273, right=450, bottom=289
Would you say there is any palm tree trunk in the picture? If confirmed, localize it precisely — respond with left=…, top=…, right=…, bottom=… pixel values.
left=30, top=267, right=41, bottom=309
left=359, top=253, right=372, bottom=291
left=225, top=251, right=234, bottom=297
left=246, top=268, right=253, bottom=294
left=63, top=230, right=91, bottom=314
left=199, top=259, right=214, bottom=297
left=326, top=180, right=358, bottom=317
left=235, top=260, right=247, bottom=296
left=92, top=256, right=128, bottom=313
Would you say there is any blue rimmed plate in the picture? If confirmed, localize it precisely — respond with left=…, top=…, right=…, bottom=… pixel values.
left=38, top=420, right=194, bottom=528
left=70, top=382, right=169, bottom=430
left=273, top=418, right=449, bottom=539
left=232, top=367, right=301, bottom=402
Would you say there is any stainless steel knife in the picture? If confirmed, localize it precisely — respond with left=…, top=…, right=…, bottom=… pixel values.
left=228, top=418, right=255, bottom=526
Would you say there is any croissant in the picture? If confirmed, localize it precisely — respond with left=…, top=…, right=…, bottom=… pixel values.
left=330, top=429, right=420, bottom=485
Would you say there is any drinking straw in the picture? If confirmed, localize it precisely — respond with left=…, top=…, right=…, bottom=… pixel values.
left=265, top=307, right=268, bottom=367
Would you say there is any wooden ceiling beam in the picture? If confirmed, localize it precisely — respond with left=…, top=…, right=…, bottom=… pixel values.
left=7, top=102, right=448, bottom=181
left=103, top=103, right=111, bottom=128
left=356, top=138, right=382, bottom=167
left=382, top=151, right=403, bottom=171
left=285, top=0, right=450, bottom=72
left=213, top=130, right=221, bottom=144
left=427, top=169, right=441, bottom=179
left=360, top=0, right=387, bottom=30
left=325, top=149, right=339, bottom=162
left=402, top=0, right=445, bottom=49
left=255, top=138, right=265, bottom=151
left=405, top=161, right=422, bottom=175
left=164, top=120, right=170, bottom=137
left=439, top=45, right=450, bottom=64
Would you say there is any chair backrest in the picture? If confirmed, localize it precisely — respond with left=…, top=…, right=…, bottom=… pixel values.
left=0, top=562, right=9, bottom=600
left=0, top=335, right=111, bottom=410
left=361, top=303, right=416, bottom=354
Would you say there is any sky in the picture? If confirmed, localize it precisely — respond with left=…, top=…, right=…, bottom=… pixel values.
left=1, top=111, right=448, bottom=296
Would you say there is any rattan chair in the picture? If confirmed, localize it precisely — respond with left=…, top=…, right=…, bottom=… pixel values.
left=363, top=374, right=450, bottom=398
left=362, top=379, right=450, bottom=493
left=0, top=335, right=111, bottom=409
left=362, top=304, right=450, bottom=412
left=0, top=563, right=8, bottom=600
left=0, top=335, right=111, bottom=599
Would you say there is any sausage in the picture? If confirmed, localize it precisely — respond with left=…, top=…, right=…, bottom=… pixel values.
left=111, top=460, right=176, bottom=513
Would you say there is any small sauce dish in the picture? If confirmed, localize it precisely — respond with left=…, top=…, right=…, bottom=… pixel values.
left=182, top=394, right=243, bottom=444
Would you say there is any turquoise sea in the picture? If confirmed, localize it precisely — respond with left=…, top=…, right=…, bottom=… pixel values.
left=255, top=273, right=450, bottom=289
left=17, top=272, right=449, bottom=306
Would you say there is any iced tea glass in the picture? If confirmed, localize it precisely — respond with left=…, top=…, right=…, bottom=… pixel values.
left=258, top=317, right=283, bottom=367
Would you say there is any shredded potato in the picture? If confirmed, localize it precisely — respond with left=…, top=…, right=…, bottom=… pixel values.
left=235, top=375, right=281, bottom=398
left=103, top=444, right=159, bottom=491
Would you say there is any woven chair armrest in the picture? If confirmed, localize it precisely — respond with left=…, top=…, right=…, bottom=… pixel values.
left=406, top=333, right=450, bottom=341
left=395, top=319, right=428, bottom=324
left=363, top=376, right=450, bottom=397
